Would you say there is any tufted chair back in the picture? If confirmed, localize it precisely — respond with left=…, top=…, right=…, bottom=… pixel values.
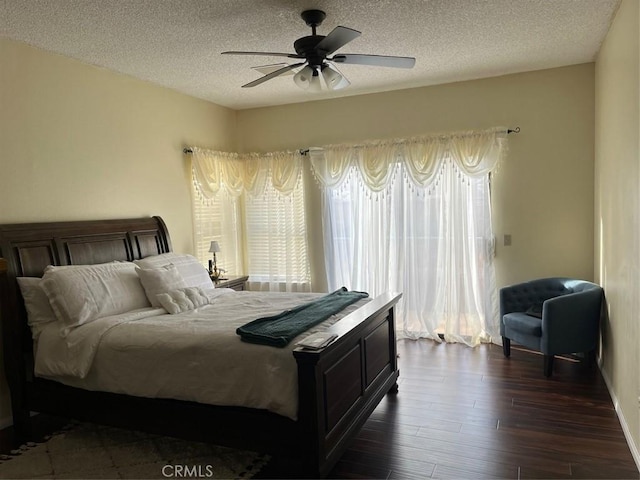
left=500, top=279, right=571, bottom=317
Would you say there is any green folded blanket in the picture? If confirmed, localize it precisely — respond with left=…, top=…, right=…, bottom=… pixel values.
left=236, top=287, right=369, bottom=347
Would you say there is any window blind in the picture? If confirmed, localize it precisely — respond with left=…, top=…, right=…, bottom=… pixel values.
left=244, top=171, right=310, bottom=290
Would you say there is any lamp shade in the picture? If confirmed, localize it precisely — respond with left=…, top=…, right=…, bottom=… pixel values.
left=208, top=241, right=221, bottom=253
left=293, top=65, right=314, bottom=90
left=322, top=64, right=350, bottom=91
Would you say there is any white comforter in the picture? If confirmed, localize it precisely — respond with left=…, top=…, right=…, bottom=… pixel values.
left=35, top=289, right=367, bottom=420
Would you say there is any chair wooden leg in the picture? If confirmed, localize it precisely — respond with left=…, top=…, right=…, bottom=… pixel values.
left=544, top=355, right=554, bottom=377
left=583, top=349, right=597, bottom=370
left=502, top=337, right=511, bottom=357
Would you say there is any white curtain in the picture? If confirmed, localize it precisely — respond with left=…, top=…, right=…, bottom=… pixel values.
left=191, top=148, right=311, bottom=292
left=311, top=129, right=506, bottom=346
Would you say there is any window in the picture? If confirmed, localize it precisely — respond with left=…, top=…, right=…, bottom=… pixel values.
left=190, top=150, right=310, bottom=292
left=244, top=169, right=311, bottom=291
left=191, top=182, right=243, bottom=276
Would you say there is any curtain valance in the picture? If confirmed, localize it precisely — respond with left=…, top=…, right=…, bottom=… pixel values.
left=310, top=128, right=507, bottom=192
left=191, top=147, right=303, bottom=199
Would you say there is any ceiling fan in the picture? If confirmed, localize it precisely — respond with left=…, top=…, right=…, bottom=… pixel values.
left=222, top=9, right=416, bottom=91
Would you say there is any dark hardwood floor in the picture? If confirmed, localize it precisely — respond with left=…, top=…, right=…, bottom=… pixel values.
left=322, top=339, right=639, bottom=480
left=2, top=339, right=637, bottom=479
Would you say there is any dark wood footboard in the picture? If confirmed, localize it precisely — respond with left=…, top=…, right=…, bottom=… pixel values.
left=0, top=216, right=401, bottom=478
left=294, top=292, right=400, bottom=476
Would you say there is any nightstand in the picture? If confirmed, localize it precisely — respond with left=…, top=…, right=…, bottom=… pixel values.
left=213, top=275, right=249, bottom=291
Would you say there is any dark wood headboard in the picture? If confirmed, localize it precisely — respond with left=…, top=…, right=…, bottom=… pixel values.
left=0, top=216, right=172, bottom=279
left=0, top=216, right=172, bottom=429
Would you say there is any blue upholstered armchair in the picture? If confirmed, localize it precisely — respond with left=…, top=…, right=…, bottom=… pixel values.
left=500, top=278, right=603, bottom=377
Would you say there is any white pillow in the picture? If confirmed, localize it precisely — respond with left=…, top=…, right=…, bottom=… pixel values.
left=134, top=253, right=214, bottom=292
left=41, top=262, right=150, bottom=332
left=135, top=264, right=187, bottom=307
left=156, top=287, right=211, bottom=314
left=17, top=277, right=58, bottom=339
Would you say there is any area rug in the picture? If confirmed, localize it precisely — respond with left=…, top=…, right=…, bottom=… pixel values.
left=0, top=421, right=269, bottom=479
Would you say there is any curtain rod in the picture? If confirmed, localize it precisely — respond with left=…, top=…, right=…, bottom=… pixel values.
left=182, top=127, right=521, bottom=156
left=298, top=127, right=521, bottom=156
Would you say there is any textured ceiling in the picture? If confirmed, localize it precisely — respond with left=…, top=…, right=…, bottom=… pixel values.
left=1, top=0, right=620, bottom=110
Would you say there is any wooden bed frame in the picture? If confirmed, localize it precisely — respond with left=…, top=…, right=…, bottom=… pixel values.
left=0, top=216, right=401, bottom=477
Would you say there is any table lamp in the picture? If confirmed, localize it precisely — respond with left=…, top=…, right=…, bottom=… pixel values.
left=208, top=241, right=221, bottom=280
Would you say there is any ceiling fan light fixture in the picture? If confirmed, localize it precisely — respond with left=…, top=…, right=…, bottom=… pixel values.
left=293, top=65, right=314, bottom=90
left=322, top=64, right=350, bottom=91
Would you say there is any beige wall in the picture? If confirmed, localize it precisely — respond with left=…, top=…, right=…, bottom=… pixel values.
left=595, top=0, right=640, bottom=463
left=237, top=64, right=596, bottom=292
left=0, top=38, right=237, bottom=251
left=0, top=37, right=238, bottom=423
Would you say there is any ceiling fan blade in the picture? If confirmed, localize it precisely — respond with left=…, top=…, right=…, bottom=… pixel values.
left=315, top=26, right=361, bottom=55
left=332, top=54, right=416, bottom=69
left=222, top=51, right=303, bottom=59
left=252, top=63, right=296, bottom=76
left=241, top=62, right=305, bottom=88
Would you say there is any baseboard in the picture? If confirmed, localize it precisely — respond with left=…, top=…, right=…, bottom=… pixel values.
left=598, top=360, right=640, bottom=472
